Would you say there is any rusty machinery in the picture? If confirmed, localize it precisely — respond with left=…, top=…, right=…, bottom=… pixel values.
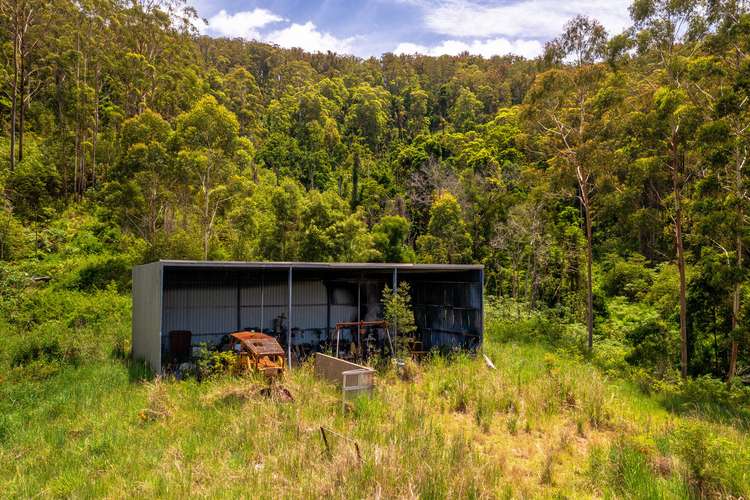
left=228, top=332, right=286, bottom=377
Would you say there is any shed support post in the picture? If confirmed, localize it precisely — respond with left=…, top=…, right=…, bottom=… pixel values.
left=236, top=274, right=241, bottom=331
left=326, top=284, right=331, bottom=339
left=260, top=271, right=264, bottom=331
left=288, top=266, right=293, bottom=369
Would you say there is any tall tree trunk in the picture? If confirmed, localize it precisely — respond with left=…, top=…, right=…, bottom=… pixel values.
left=728, top=144, right=744, bottom=381
left=18, top=42, right=25, bottom=163
left=672, top=137, right=689, bottom=378
left=203, top=193, right=210, bottom=260
left=55, top=66, right=67, bottom=197
left=9, top=27, right=18, bottom=172
left=530, top=242, right=538, bottom=310
left=92, top=68, right=99, bottom=188
left=584, top=195, right=594, bottom=352
left=202, top=166, right=212, bottom=260
left=675, top=217, right=688, bottom=378
left=729, top=267, right=740, bottom=380
left=351, top=151, right=360, bottom=210
left=578, top=167, right=594, bottom=352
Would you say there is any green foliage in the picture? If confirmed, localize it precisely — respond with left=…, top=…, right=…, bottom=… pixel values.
left=382, top=282, right=417, bottom=349
left=601, top=254, right=654, bottom=301
left=372, top=215, right=415, bottom=263
left=174, top=95, right=240, bottom=153
left=672, top=419, right=750, bottom=497
left=449, top=87, right=484, bottom=131
left=625, top=317, right=678, bottom=373
left=0, top=209, right=29, bottom=260
left=71, top=256, right=132, bottom=292
left=1, top=0, right=750, bottom=392
left=416, top=191, right=473, bottom=264
left=659, top=376, right=750, bottom=425
left=196, top=346, right=235, bottom=379
left=121, top=109, right=172, bottom=150
left=6, top=141, right=60, bottom=221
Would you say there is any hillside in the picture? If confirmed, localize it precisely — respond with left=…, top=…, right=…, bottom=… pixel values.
left=2, top=0, right=749, bottom=384
left=2, top=0, right=750, bottom=496
left=1, top=235, right=749, bottom=497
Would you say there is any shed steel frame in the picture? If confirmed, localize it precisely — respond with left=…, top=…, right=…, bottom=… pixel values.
left=132, top=260, right=484, bottom=372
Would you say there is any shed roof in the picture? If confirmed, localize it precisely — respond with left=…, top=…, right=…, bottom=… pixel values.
left=155, top=260, right=483, bottom=271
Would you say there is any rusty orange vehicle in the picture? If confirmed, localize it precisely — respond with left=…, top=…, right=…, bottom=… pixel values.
left=227, top=332, right=285, bottom=377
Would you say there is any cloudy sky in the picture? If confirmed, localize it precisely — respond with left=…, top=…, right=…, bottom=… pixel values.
left=191, top=0, right=632, bottom=59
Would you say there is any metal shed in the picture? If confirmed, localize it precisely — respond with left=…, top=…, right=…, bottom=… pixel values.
left=132, top=260, right=484, bottom=372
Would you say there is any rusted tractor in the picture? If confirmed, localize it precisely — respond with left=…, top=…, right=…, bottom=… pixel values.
left=228, top=332, right=285, bottom=378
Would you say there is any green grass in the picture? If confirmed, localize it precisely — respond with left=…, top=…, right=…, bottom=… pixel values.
left=1, top=284, right=749, bottom=497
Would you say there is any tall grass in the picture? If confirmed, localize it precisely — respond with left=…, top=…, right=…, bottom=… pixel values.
left=1, top=281, right=749, bottom=496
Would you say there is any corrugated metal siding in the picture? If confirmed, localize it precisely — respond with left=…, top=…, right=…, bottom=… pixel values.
left=162, top=279, right=355, bottom=346
left=162, top=285, right=237, bottom=348
left=410, top=280, right=483, bottom=350
left=132, top=262, right=162, bottom=372
left=240, top=279, right=286, bottom=331
left=290, top=280, right=327, bottom=330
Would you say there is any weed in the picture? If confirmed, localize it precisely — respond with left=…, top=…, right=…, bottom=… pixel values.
left=195, top=347, right=235, bottom=379
left=672, top=419, right=750, bottom=497
left=506, top=414, right=518, bottom=435
left=139, top=378, right=173, bottom=422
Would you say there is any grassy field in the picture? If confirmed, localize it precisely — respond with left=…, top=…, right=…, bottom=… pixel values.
left=2, top=285, right=749, bottom=499
left=0, top=245, right=748, bottom=498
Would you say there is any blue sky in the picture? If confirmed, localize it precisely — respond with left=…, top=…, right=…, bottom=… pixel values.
left=191, top=0, right=632, bottom=59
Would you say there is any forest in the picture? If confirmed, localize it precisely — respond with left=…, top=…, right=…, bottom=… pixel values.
left=1, top=0, right=750, bottom=496
left=3, top=0, right=747, bottom=382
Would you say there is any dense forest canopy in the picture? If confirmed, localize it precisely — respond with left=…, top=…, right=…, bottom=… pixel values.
left=1, top=0, right=750, bottom=382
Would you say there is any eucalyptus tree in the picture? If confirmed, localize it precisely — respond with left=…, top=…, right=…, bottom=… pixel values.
left=173, top=95, right=244, bottom=259
left=630, top=0, right=708, bottom=377
left=687, top=4, right=750, bottom=380
left=524, top=15, right=609, bottom=351
left=0, top=0, right=53, bottom=170
left=416, top=191, right=473, bottom=264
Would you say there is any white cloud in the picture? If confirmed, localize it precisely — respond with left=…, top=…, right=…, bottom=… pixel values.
left=266, top=21, right=356, bottom=54
left=199, top=6, right=356, bottom=55
left=202, top=8, right=284, bottom=39
left=394, top=37, right=544, bottom=58
left=424, top=0, right=630, bottom=39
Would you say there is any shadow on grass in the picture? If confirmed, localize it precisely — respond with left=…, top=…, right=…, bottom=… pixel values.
left=126, top=358, right=153, bottom=382
left=657, top=385, right=750, bottom=431
left=109, top=340, right=153, bottom=382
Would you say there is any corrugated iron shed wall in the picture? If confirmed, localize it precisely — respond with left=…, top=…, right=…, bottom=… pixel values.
left=132, top=262, right=162, bottom=372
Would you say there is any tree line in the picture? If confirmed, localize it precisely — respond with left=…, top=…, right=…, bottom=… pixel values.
left=1, top=0, right=749, bottom=382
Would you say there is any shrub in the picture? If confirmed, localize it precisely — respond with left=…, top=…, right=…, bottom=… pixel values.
left=72, top=256, right=132, bottom=292
left=591, top=338, right=630, bottom=375
left=625, top=318, right=677, bottom=375
left=671, top=420, right=750, bottom=497
left=196, top=347, right=236, bottom=379
left=11, top=336, right=80, bottom=369
left=6, top=143, right=60, bottom=221
left=9, top=332, right=82, bottom=380
left=143, top=229, right=203, bottom=261
left=0, top=210, right=29, bottom=261
left=601, top=254, right=654, bottom=301
left=660, top=375, right=750, bottom=425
